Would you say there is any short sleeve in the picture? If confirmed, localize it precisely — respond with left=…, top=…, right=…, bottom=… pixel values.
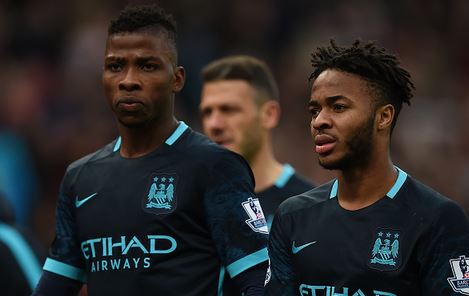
left=42, top=168, right=87, bottom=283
left=265, top=211, right=296, bottom=295
left=203, top=152, right=269, bottom=278
left=418, top=200, right=469, bottom=295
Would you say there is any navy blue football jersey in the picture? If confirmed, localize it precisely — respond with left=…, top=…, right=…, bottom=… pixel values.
left=266, top=167, right=469, bottom=296
left=257, top=164, right=314, bottom=229
left=222, top=165, right=314, bottom=296
left=0, top=222, right=42, bottom=295
left=41, top=122, right=269, bottom=295
left=0, top=196, right=42, bottom=295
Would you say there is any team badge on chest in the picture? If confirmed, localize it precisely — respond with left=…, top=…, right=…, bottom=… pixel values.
left=142, top=173, right=178, bottom=215
left=368, top=229, right=401, bottom=271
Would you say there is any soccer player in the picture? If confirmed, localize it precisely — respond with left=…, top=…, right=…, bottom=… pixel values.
left=200, top=56, right=315, bottom=295
left=265, top=40, right=469, bottom=295
left=200, top=56, right=314, bottom=225
left=0, top=194, right=42, bottom=295
left=33, top=4, right=268, bottom=296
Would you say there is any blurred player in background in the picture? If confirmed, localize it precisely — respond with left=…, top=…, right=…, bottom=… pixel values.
left=200, top=55, right=315, bottom=225
left=33, top=4, right=268, bottom=295
left=200, top=55, right=314, bottom=295
left=0, top=193, right=42, bottom=295
left=265, top=39, right=469, bottom=295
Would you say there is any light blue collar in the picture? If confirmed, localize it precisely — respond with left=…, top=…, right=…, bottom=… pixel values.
left=113, top=121, right=189, bottom=152
left=329, top=166, right=408, bottom=200
left=274, top=164, right=295, bottom=188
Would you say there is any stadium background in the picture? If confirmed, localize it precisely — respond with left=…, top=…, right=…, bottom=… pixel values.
left=0, top=0, right=468, bottom=249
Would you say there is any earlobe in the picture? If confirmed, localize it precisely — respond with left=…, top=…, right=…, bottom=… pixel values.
left=377, top=104, right=395, bottom=131
left=173, top=66, right=185, bottom=93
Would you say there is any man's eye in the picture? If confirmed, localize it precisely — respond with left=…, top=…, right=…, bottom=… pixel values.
left=333, top=104, right=346, bottom=111
left=309, top=108, right=320, bottom=118
left=200, top=109, right=211, bottom=118
left=106, top=63, right=122, bottom=72
left=141, top=64, right=158, bottom=72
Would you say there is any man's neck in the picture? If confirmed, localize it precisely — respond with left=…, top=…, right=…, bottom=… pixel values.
left=118, top=118, right=178, bottom=158
left=250, top=141, right=283, bottom=193
left=336, top=158, right=397, bottom=211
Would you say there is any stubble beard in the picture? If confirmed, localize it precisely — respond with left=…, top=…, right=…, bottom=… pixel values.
left=319, top=115, right=375, bottom=171
left=239, top=121, right=263, bottom=164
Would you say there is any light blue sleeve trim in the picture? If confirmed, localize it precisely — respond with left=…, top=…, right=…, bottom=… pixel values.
left=0, top=223, right=42, bottom=290
left=113, top=136, right=121, bottom=152
left=373, top=290, right=397, bottom=296
left=226, top=247, right=269, bottom=278
left=218, top=266, right=225, bottom=296
left=165, top=121, right=189, bottom=145
left=43, top=258, right=87, bottom=282
left=386, top=166, right=408, bottom=199
left=329, top=179, right=338, bottom=199
left=274, top=164, right=295, bottom=188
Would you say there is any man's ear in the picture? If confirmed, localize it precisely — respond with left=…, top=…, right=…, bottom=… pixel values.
left=376, top=103, right=395, bottom=132
left=172, top=66, right=185, bottom=93
left=259, top=100, right=281, bottom=129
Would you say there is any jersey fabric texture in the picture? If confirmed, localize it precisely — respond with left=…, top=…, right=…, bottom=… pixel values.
left=266, top=167, right=469, bottom=296
left=42, top=122, right=269, bottom=296
left=222, top=165, right=314, bottom=296
left=258, top=165, right=314, bottom=229
left=0, top=222, right=42, bottom=295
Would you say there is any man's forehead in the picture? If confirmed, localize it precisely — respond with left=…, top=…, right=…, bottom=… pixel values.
left=312, top=70, right=368, bottom=92
left=105, top=31, right=176, bottom=59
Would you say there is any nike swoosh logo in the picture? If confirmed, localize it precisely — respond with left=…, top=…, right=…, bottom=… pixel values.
left=292, top=240, right=317, bottom=254
left=75, top=193, right=98, bottom=208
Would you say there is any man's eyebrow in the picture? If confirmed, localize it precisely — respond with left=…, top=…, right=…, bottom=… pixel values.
left=309, top=95, right=349, bottom=106
left=325, top=95, right=348, bottom=103
left=135, top=56, right=163, bottom=62
left=103, top=56, right=163, bottom=62
left=104, top=55, right=124, bottom=61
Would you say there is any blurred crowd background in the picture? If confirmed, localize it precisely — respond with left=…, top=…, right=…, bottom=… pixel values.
left=1, top=0, right=468, bottom=251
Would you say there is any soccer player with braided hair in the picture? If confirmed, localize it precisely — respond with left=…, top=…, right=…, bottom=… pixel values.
left=265, top=39, right=469, bottom=295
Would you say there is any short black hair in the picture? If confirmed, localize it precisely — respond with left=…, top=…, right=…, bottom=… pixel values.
left=202, top=55, right=279, bottom=104
left=108, top=4, right=177, bottom=45
left=309, top=39, right=415, bottom=132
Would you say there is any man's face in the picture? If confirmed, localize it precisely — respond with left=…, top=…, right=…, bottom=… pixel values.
left=103, top=32, right=184, bottom=128
left=309, top=69, right=376, bottom=170
left=200, top=80, right=263, bottom=161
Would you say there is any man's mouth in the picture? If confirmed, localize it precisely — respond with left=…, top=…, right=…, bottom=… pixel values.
left=116, top=98, right=144, bottom=112
left=314, top=134, right=336, bottom=155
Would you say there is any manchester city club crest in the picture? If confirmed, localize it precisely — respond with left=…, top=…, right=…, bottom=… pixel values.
left=368, top=229, right=401, bottom=271
left=448, top=255, right=469, bottom=295
left=142, top=173, right=178, bottom=215
left=242, top=197, right=268, bottom=234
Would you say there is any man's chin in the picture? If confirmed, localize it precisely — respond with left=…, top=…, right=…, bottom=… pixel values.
left=317, top=154, right=347, bottom=170
left=318, top=159, right=341, bottom=170
left=118, top=117, right=148, bottom=129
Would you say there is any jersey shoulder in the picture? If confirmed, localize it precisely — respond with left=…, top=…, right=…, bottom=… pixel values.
left=401, top=176, right=463, bottom=210
left=399, top=175, right=468, bottom=223
left=287, top=172, right=316, bottom=192
left=178, top=129, right=252, bottom=168
left=177, top=129, right=239, bottom=158
left=277, top=180, right=333, bottom=217
left=63, top=139, right=117, bottom=183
